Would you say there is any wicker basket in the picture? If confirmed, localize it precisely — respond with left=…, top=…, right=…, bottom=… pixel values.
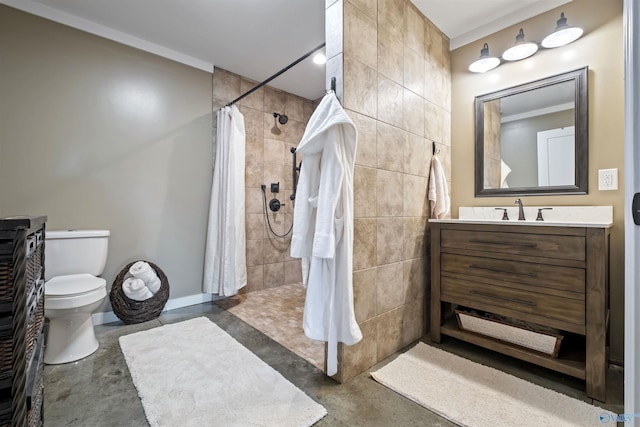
left=110, top=261, right=169, bottom=324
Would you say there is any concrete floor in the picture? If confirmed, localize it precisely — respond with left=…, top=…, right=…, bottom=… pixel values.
left=43, top=302, right=624, bottom=426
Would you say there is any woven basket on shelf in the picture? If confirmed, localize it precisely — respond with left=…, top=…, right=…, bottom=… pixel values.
left=110, top=261, right=170, bottom=324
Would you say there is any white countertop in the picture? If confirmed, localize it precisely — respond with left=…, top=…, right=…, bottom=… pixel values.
left=429, top=206, right=613, bottom=228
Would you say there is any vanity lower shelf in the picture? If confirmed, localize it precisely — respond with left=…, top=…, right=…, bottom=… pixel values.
left=439, top=317, right=586, bottom=380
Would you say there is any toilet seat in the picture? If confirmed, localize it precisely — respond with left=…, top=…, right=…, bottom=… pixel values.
left=45, top=273, right=107, bottom=310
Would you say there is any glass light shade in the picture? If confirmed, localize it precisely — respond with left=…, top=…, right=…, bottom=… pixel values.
left=469, top=43, right=500, bottom=73
left=541, top=12, right=583, bottom=48
left=503, top=42, right=538, bottom=61
left=502, top=28, right=538, bottom=61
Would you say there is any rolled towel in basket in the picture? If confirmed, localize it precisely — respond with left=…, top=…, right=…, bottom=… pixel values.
left=129, top=261, right=161, bottom=295
left=122, top=277, right=154, bottom=301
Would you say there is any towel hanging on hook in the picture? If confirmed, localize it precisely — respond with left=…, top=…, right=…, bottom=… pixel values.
left=432, top=141, right=440, bottom=155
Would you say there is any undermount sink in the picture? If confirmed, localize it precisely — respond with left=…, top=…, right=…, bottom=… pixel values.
left=430, top=206, right=613, bottom=228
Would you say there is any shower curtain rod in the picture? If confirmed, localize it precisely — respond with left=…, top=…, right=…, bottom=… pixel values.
left=225, top=42, right=326, bottom=107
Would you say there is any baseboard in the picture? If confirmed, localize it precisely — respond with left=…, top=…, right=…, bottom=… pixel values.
left=92, top=293, right=216, bottom=326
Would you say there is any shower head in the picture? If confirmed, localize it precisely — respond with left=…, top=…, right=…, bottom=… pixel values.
left=273, top=112, right=288, bottom=125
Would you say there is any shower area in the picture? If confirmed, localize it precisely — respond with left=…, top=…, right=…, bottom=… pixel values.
left=211, top=65, right=325, bottom=371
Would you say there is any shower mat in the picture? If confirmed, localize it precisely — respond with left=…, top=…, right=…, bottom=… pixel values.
left=119, top=317, right=326, bottom=427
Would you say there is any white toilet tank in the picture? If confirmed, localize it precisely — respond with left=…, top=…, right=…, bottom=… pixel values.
left=45, top=230, right=110, bottom=280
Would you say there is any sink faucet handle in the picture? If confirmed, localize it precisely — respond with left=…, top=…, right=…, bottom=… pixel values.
left=536, top=208, right=553, bottom=221
left=514, top=198, right=525, bottom=220
left=495, top=208, right=509, bottom=221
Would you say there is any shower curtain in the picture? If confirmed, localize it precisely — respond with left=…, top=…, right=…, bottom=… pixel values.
left=203, top=105, right=247, bottom=296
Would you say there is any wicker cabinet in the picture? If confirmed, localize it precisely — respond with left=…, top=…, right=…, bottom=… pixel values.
left=0, top=216, right=47, bottom=427
left=430, top=221, right=609, bottom=401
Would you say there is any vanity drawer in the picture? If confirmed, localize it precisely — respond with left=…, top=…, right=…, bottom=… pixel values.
left=441, top=229, right=585, bottom=261
left=441, top=253, right=585, bottom=294
left=441, top=275, right=585, bottom=326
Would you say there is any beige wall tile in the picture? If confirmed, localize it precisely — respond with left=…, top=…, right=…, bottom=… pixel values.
left=285, top=119, right=307, bottom=145
left=403, top=257, right=426, bottom=303
left=284, top=93, right=306, bottom=123
left=424, top=22, right=444, bottom=68
left=376, top=307, right=403, bottom=360
left=403, top=217, right=427, bottom=260
left=239, top=77, right=263, bottom=111
left=245, top=187, right=263, bottom=215
left=263, top=237, right=286, bottom=264
left=403, top=48, right=425, bottom=98
left=242, top=107, right=264, bottom=137
left=354, top=166, right=377, bottom=218
left=347, top=0, right=377, bottom=20
left=263, top=162, right=286, bottom=193
left=376, top=262, right=404, bottom=314
left=264, top=87, right=288, bottom=117
left=402, top=298, right=425, bottom=346
left=404, top=4, right=425, bottom=57
left=377, top=75, right=404, bottom=129
left=377, top=217, right=403, bottom=265
left=424, top=101, right=446, bottom=145
left=264, top=138, right=285, bottom=167
left=339, top=318, right=378, bottom=381
left=378, top=0, right=404, bottom=41
left=343, top=57, right=377, bottom=117
left=344, top=1, right=377, bottom=70
left=377, top=29, right=403, bottom=84
left=354, top=218, right=377, bottom=270
left=245, top=134, right=264, bottom=188
left=353, top=268, right=376, bottom=322
left=404, top=134, right=429, bottom=177
left=246, top=239, right=264, bottom=267
left=403, top=89, right=425, bottom=137
left=376, top=122, right=405, bottom=173
left=403, top=174, right=428, bottom=217
left=376, top=170, right=403, bottom=217
left=284, top=260, right=302, bottom=284
left=246, top=265, right=264, bottom=292
left=213, top=67, right=241, bottom=102
left=246, top=214, right=265, bottom=241
left=264, top=262, right=285, bottom=289
left=348, top=110, right=377, bottom=167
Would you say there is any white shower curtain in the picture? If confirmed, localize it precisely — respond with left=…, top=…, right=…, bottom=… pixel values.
left=203, top=105, right=247, bottom=296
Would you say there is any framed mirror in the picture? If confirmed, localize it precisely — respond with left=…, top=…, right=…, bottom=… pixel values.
left=474, top=67, right=588, bottom=197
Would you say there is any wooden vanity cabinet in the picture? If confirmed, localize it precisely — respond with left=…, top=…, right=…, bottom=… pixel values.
left=430, top=221, right=609, bottom=401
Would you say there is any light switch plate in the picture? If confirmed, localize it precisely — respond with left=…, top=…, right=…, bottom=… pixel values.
left=598, top=168, right=618, bottom=191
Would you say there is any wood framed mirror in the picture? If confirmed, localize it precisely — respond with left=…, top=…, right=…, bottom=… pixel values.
left=474, top=67, right=588, bottom=197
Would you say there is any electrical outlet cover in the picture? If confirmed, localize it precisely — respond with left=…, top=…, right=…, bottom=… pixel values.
left=598, top=168, right=618, bottom=191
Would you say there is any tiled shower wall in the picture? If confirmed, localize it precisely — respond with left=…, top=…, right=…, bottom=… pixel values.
left=212, top=68, right=315, bottom=293
left=326, top=0, right=452, bottom=381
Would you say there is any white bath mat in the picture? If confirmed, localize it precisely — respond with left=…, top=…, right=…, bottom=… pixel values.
left=370, top=342, right=614, bottom=427
left=119, top=317, right=326, bottom=427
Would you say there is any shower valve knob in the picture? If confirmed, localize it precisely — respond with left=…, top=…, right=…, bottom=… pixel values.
left=269, top=198, right=284, bottom=212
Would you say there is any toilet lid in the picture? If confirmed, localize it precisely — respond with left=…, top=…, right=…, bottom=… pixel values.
left=45, top=273, right=106, bottom=297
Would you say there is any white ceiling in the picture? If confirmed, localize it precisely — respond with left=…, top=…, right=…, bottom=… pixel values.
left=2, top=0, right=572, bottom=101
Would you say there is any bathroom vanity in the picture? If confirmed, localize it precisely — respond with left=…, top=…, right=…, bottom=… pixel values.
left=430, top=215, right=610, bottom=401
left=0, top=216, right=47, bottom=427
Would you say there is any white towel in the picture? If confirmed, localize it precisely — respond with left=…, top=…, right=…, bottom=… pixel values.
left=129, top=261, right=161, bottom=294
left=428, top=155, right=450, bottom=219
left=122, top=277, right=154, bottom=301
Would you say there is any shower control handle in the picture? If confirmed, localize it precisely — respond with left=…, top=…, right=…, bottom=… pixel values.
left=269, top=198, right=285, bottom=212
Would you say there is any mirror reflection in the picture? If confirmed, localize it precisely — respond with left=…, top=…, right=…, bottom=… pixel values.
left=475, top=67, right=588, bottom=197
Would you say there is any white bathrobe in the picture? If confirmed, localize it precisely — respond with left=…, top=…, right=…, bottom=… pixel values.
left=290, top=93, right=362, bottom=376
left=203, top=105, right=247, bottom=296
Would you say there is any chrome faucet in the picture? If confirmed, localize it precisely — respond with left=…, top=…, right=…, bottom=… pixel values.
left=515, top=198, right=525, bottom=220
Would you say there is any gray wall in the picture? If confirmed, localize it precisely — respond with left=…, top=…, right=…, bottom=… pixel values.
left=0, top=6, right=213, bottom=309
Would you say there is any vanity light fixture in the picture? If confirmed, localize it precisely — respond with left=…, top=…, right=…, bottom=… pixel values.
left=469, top=43, right=500, bottom=73
left=502, top=28, right=539, bottom=61
left=541, top=12, right=583, bottom=48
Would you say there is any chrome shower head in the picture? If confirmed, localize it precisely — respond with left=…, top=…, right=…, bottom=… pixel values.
left=273, top=112, right=288, bottom=125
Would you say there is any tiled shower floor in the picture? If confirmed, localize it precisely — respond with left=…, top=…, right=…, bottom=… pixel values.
left=215, top=282, right=325, bottom=370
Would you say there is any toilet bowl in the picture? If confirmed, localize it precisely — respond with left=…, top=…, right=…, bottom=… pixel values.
left=44, top=230, right=110, bottom=365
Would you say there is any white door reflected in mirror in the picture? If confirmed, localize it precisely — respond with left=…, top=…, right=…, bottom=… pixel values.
left=537, top=126, right=575, bottom=186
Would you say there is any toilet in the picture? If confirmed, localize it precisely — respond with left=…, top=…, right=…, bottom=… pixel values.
left=44, top=229, right=110, bottom=364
